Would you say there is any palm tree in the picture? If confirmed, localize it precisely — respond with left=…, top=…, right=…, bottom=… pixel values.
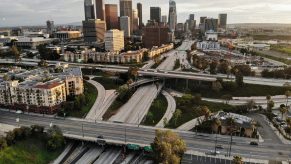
left=285, top=90, right=291, bottom=107
left=212, top=118, right=221, bottom=134
left=233, top=155, right=243, bottom=164
left=173, top=109, right=182, bottom=126
left=286, top=118, right=291, bottom=128
left=280, top=106, right=288, bottom=119
left=201, top=106, right=211, bottom=120
left=266, top=95, right=271, bottom=104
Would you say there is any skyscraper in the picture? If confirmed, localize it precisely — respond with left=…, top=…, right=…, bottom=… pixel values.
left=218, top=13, right=227, bottom=29
left=46, top=20, right=54, bottom=35
left=84, top=0, right=95, bottom=20
left=189, top=14, right=195, bottom=21
left=150, top=7, right=161, bottom=23
left=168, top=0, right=177, bottom=32
left=143, top=24, right=170, bottom=48
left=200, top=17, right=207, bottom=24
left=120, top=0, right=133, bottom=33
left=161, top=15, right=167, bottom=24
left=120, top=16, right=131, bottom=38
left=132, top=9, right=139, bottom=32
left=95, top=0, right=105, bottom=21
left=137, top=3, right=143, bottom=28
left=105, top=4, right=119, bottom=30
left=82, top=19, right=106, bottom=43
left=204, top=18, right=218, bottom=32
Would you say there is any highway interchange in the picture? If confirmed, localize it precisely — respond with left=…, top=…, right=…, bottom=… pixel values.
left=1, top=40, right=291, bottom=163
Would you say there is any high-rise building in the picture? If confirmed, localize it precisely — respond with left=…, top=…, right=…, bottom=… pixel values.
left=46, top=20, right=54, bottom=35
left=189, top=14, right=195, bottom=21
left=161, top=15, right=167, bottom=24
left=218, top=13, right=227, bottom=29
left=176, top=23, right=184, bottom=32
left=95, top=0, right=105, bottom=21
left=120, top=16, right=131, bottom=38
left=204, top=18, right=218, bottom=32
left=200, top=17, right=207, bottom=24
left=84, top=0, right=95, bottom=20
left=150, top=7, right=161, bottom=23
left=168, top=0, right=177, bottom=32
left=137, top=3, right=143, bottom=28
left=105, top=4, right=119, bottom=30
left=132, top=9, right=139, bottom=32
left=143, top=24, right=170, bottom=48
left=105, top=29, right=125, bottom=52
left=82, top=19, right=106, bottom=43
left=120, top=0, right=133, bottom=33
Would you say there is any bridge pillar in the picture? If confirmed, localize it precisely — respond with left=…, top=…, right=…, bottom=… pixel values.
left=186, top=79, right=189, bottom=90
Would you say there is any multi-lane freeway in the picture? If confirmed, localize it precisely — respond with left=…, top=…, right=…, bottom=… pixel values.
left=6, top=57, right=290, bottom=87
left=1, top=110, right=291, bottom=161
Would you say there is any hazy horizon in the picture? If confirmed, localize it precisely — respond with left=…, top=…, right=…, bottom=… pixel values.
left=1, top=0, right=291, bottom=27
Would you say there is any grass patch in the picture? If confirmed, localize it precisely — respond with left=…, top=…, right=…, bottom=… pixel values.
left=0, top=134, right=63, bottom=164
left=143, top=94, right=168, bottom=126
left=166, top=79, right=286, bottom=98
left=102, top=89, right=135, bottom=120
left=271, top=45, right=291, bottom=56
left=193, top=84, right=286, bottom=98
left=252, top=51, right=291, bottom=65
left=252, top=35, right=291, bottom=41
left=166, top=98, right=233, bottom=128
left=68, top=81, right=98, bottom=118
left=93, top=77, right=124, bottom=90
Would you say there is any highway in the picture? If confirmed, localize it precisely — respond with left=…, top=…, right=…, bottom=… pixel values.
left=1, top=110, right=291, bottom=161
left=108, top=41, right=192, bottom=124
left=156, top=90, right=176, bottom=127
left=4, top=56, right=290, bottom=87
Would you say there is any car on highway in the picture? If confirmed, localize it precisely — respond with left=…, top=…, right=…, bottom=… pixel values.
left=16, top=110, right=23, bottom=114
left=208, top=150, right=220, bottom=155
left=250, top=141, right=258, bottom=146
left=215, top=145, right=224, bottom=149
left=97, top=135, right=104, bottom=139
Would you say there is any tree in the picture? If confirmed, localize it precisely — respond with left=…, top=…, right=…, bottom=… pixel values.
left=201, top=106, right=211, bottom=120
left=173, top=109, right=182, bottom=126
left=142, top=51, right=150, bottom=62
left=267, top=100, right=275, bottom=112
left=11, top=45, right=20, bottom=62
left=209, top=61, right=218, bottom=74
left=0, top=137, right=7, bottom=150
left=285, top=90, right=291, bottom=106
left=5, top=131, right=15, bottom=145
left=280, top=106, right=288, bottom=119
left=3, top=74, right=10, bottom=81
left=233, top=155, right=243, bottom=164
left=286, top=118, right=291, bottom=128
left=235, top=72, right=244, bottom=87
left=246, top=100, right=256, bottom=111
left=151, top=130, right=186, bottom=164
left=212, top=80, right=222, bottom=92
left=221, top=94, right=233, bottom=104
left=46, top=125, right=65, bottom=150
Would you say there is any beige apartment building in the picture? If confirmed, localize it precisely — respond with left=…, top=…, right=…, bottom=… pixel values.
left=0, top=67, right=84, bottom=114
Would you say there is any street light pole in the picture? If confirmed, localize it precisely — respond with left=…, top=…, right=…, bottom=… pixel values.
left=82, top=124, right=84, bottom=138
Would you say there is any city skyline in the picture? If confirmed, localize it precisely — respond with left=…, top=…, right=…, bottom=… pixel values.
left=1, top=0, right=291, bottom=27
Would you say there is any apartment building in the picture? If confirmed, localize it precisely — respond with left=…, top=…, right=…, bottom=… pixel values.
left=0, top=67, right=84, bottom=114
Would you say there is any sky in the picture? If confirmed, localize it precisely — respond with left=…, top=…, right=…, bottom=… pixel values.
left=0, top=0, right=291, bottom=27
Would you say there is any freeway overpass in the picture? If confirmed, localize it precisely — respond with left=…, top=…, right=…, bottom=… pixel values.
left=2, top=58, right=289, bottom=87
left=1, top=110, right=291, bottom=161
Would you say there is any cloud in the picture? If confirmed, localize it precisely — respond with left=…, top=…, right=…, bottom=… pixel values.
left=0, top=0, right=291, bottom=27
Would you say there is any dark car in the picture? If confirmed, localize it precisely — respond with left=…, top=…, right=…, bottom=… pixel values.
left=250, top=141, right=258, bottom=146
left=215, top=145, right=224, bottom=149
left=97, top=135, right=104, bottom=139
